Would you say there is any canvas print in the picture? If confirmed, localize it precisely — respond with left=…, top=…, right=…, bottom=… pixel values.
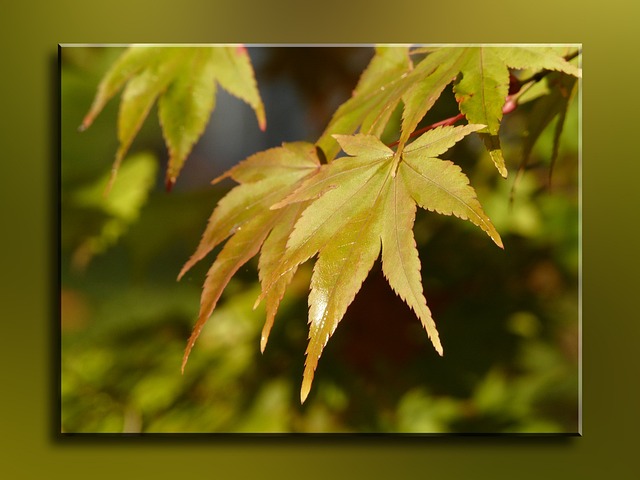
left=60, top=44, right=581, bottom=433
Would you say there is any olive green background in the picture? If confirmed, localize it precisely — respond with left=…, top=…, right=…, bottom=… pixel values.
left=2, top=0, right=638, bottom=478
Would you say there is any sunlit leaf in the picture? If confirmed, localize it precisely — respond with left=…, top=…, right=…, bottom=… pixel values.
left=453, top=48, right=510, bottom=177
left=179, top=142, right=320, bottom=370
left=498, top=47, right=582, bottom=78
left=318, top=46, right=580, bottom=178
left=316, top=46, right=412, bottom=161
left=258, top=126, right=500, bottom=401
left=399, top=48, right=467, bottom=150
left=181, top=210, right=279, bottom=373
left=381, top=170, right=441, bottom=358
left=114, top=49, right=183, bottom=190
left=402, top=127, right=503, bottom=248
left=452, top=46, right=582, bottom=177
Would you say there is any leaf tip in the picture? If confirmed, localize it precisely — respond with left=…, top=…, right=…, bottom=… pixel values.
left=300, top=381, right=311, bottom=404
left=211, top=171, right=230, bottom=185
left=252, top=295, right=263, bottom=310
left=434, top=338, right=444, bottom=357
left=79, top=111, right=96, bottom=132
left=165, top=176, right=175, bottom=192
left=180, top=350, right=189, bottom=375
left=177, top=257, right=196, bottom=281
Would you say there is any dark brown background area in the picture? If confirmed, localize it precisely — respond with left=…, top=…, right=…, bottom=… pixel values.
left=2, top=0, right=639, bottom=478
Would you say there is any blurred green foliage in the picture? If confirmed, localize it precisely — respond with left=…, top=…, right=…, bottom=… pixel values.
left=61, top=46, right=579, bottom=433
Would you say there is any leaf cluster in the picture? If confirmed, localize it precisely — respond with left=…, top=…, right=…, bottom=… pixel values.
left=83, top=45, right=581, bottom=402
left=81, top=45, right=265, bottom=191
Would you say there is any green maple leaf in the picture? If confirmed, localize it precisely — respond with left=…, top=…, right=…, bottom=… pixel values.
left=70, top=152, right=157, bottom=270
left=318, top=46, right=580, bottom=178
left=259, top=124, right=502, bottom=402
left=177, top=142, right=321, bottom=372
left=81, top=45, right=265, bottom=191
left=316, top=47, right=462, bottom=161
left=453, top=46, right=581, bottom=177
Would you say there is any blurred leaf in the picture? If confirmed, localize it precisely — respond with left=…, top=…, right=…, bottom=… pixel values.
left=82, top=46, right=265, bottom=191
left=395, top=388, right=460, bottom=433
left=517, top=73, right=579, bottom=183
left=70, top=152, right=157, bottom=269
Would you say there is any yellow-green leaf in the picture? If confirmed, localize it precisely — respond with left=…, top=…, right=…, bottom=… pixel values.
left=451, top=47, right=581, bottom=177
left=381, top=172, right=442, bottom=356
left=454, top=48, right=509, bottom=136
left=181, top=210, right=279, bottom=373
left=401, top=127, right=503, bottom=248
left=257, top=202, right=308, bottom=353
left=498, top=47, right=582, bottom=78
left=259, top=127, right=499, bottom=401
left=113, top=49, right=184, bottom=190
left=80, top=47, right=162, bottom=131
left=179, top=143, right=319, bottom=280
left=301, top=168, right=387, bottom=402
left=211, top=46, right=266, bottom=132
left=71, top=152, right=158, bottom=270
left=82, top=46, right=266, bottom=191
left=179, top=143, right=320, bottom=369
left=316, top=46, right=412, bottom=161
left=159, top=48, right=217, bottom=188
left=214, top=141, right=319, bottom=185
left=399, top=48, right=467, bottom=150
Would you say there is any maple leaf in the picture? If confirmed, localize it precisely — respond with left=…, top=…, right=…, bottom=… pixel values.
left=260, top=124, right=502, bottom=402
left=318, top=46, right=581, bottom=177
left=452, top=47, right=581, bottom=177
left=177, top=142, right=320, bottom=373
left=316, top=46, right=413, bottom=162
left=81, top=45, right=265, bottom=191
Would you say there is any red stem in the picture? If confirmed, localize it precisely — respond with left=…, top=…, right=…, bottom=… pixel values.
left=387, top=113, right=465, bottom=148
left=388, top=92, right=518, bottom=148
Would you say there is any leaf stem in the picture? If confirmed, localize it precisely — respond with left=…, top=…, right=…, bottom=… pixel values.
left=387, top=113, right=465, bottom=148
left=388, top=92, right=519, bottom=149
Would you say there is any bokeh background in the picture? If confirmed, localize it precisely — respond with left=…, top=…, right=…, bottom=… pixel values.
left=3, top=0, right=639, bottom=478
left=61, top=46, right=579, bottom=433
